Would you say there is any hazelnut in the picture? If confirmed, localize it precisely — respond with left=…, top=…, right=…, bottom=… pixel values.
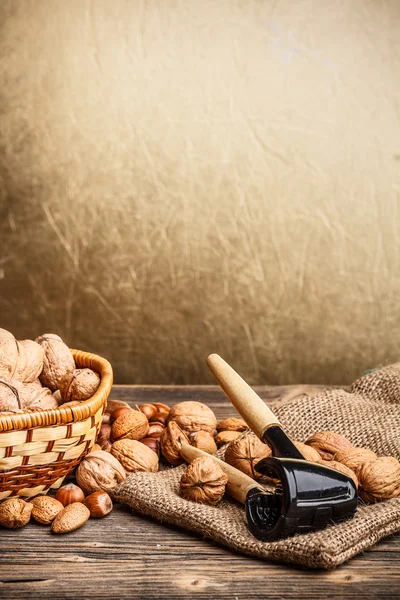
left=160, top=421, right=190, bottom=466
left=147, top=422, right=164, bottom=439
left=97, top=423, right=112, bottom=451
left=138, top=403, right=158, bottom=420
left=35, top=333, right=75, bottom=391
left=215, top=430, right=242, bottom=446
left=305, top=431, right=353, bottom=461
left=180, top=457, right=228, bottom=505
left=150, top=411, right=169, bottom=426
left=56, top=483, right=85, bottom=506
left=60, top=368, right=100, bottom=403
left=0, top=498, right=33, bottom=528
left=140, top=437, right=160, bottom=455
left=76, top=450, right=126, bottom=495
left=51, top=502, right=90, bottom=533
left=111, top=410, right=149, bottom=442
left=105, top=399, right=131, bottom=416
left=110, top=406, right=132, bottom=424
left=224, top=434, right=272, bottom=480
left=111, top=439, right=159, bottom=472
left=190, top=430, right=217, bottom=454
left=31, top=496, right=64, bottom=524
left=84, top=491, right=113, bottom=518
left=167, top=401, right=217, bottom=435
left=216, top=417, right=247, bottom=432
left=152, top=402, right=170, bottom=413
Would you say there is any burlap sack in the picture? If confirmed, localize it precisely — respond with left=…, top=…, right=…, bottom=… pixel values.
left=114, top=364, right=400, bottom=569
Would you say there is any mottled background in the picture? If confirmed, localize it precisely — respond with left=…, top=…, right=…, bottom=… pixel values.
left=0, top=0, right=399, bottom=385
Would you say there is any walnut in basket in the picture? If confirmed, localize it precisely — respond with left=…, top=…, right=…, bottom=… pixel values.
left=36, top=333, right=75, bottom=391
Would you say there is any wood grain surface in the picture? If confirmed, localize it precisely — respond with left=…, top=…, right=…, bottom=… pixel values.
left=1, top=385, right=399, bottom=600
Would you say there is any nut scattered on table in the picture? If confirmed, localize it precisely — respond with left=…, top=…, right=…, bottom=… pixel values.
left=84, top=491, right=113, bottom=518
left=190, top=430, right=217, bottom=454
left=224, top=433, right=272, bottom=480
left=167, top=401, right=217, bottom=435
left=334, top=447, right=377, bottom=476
left=76, top=449, right=126, bottom=495
left=180, top=456, right=228, bottom=505
left=216, top=417, right=247, bottom=432
left=111, top=439, right=159, bottom=472
left=305, top=431, right=353, bottom=461
left=51, top=502, right=90, bottom=533
left=111, top=409, right=149, bottom=442
left=160, top=421, right=190, bottom=466
left=0, top=497, right=33, bottom=528
left=56, top=483, right=86, bottom=506
left=31, top=496, right=64, bottom=524
left=358, top=456, right=400, bottom=502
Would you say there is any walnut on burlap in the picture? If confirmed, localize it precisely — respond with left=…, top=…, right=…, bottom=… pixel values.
left=114, top=364, right=400, bottom=569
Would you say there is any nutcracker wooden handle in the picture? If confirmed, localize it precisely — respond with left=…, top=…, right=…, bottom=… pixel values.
left=180, top=444, right=260, bottom=504
left=206, top=354, right=281, bottom=440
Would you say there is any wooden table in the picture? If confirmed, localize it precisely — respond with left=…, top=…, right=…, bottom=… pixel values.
left=1, top=385, right=399, bottom=599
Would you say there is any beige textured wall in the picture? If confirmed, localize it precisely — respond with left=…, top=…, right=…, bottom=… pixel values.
left=0, top=0, right=399, bottom=385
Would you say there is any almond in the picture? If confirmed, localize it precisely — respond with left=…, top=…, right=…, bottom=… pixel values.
left=51, top=502, right=90, bottom=533
left=31, top=496, right=64, bottom=525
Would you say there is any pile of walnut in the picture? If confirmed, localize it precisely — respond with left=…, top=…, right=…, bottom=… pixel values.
left=0, top=328, right=100, bottom=413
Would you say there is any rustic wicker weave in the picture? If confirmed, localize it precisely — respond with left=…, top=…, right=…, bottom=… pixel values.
left=0, top=350, right=113, bottom=500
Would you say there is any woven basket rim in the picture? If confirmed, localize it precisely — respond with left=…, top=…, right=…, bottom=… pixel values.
left=0, top=349, right=113, bottom=433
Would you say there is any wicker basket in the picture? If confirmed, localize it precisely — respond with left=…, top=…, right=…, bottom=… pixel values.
left=0, top=350, right=113, bottom=500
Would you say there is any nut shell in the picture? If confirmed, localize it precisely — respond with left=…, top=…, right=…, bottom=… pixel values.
left=36, top=334, right=75, bottom=391
left=31, top=496, right=64, bottom=524
left=0, top=497, right=33, bottom=528
left=111, top=439, right=159, bottom=472
left=180, top=457, right=228, bottom=505
left=293, top=441, right=321, bottom=463
left=358, top=456, right=400, bottom=502
left=305, top=431, right=353, bottom=461
left=51, top=502, right=90, bottom=533
left=0, top=378, right=23, bottom=413
left=334, top=447, right=377, bottom=476
left=84, top=491, right=113, bottom=518
left=215, top=430, right=242, bottom=446
left=15, top=340, right=45, bottom=383
left=111, top=410, right=149, bottom=442
left=224, top=434, right=272, bottom=480
left=60, top=368, right=100, bottom=403
left=110, top=406, right=132, bottom=424
left=140, top=437, right=160, bottom=455
left=160, top=421, right=190, bottom=466
left=190, top=430, right=217, bottom=454
left=216, top=417, right=247, bottom=432
left=76, top=450, right=126, bottom=495
left=167, top=401, right=217, bottom=435
left=56, top=483, right=85, bottom=506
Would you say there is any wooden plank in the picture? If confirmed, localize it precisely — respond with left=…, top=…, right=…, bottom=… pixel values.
left=1, top=385, right=399, bottom=600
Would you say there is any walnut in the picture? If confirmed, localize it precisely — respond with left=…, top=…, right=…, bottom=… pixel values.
left=0, top=497, right=33, bottom=528
left=160, top=421, right=190, bottom=466
left=293, top=441, right=321, bottom=463
left=215, top=430, right=242, bottom=446
left=60, top=368, right=100, bottom=403
left=53, top=389, right=63, bottom=405
left=76, top=450, right=126, bottom=495
left=216, top=417, right=247, bottom=432
left=111, top=410, right=149, bottom=442
left=224, top=434, right=272, bottom=480
left=0, top=328, right=15, bottom=339
left=0, top=338, right=44, bottom=383
left=21, top=382, right=58, bottom=411
left=358, top=456, right=400, bottom=502
left=111, top=439, right=159, bottom=472
left=334, top=447, right=377, bottom=476
left=0, top=378, right=22, bottom=412
left=36, top=333, right=75, bottom=391
left=320, top=459, right=358, bottom=487
left=167, top=401, right=217, bottom=435
left=180, top=457, right=228, bottom=505
left=305, top=431, right=353, bottom=461
left=189, top=430, right=217, bottom=454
